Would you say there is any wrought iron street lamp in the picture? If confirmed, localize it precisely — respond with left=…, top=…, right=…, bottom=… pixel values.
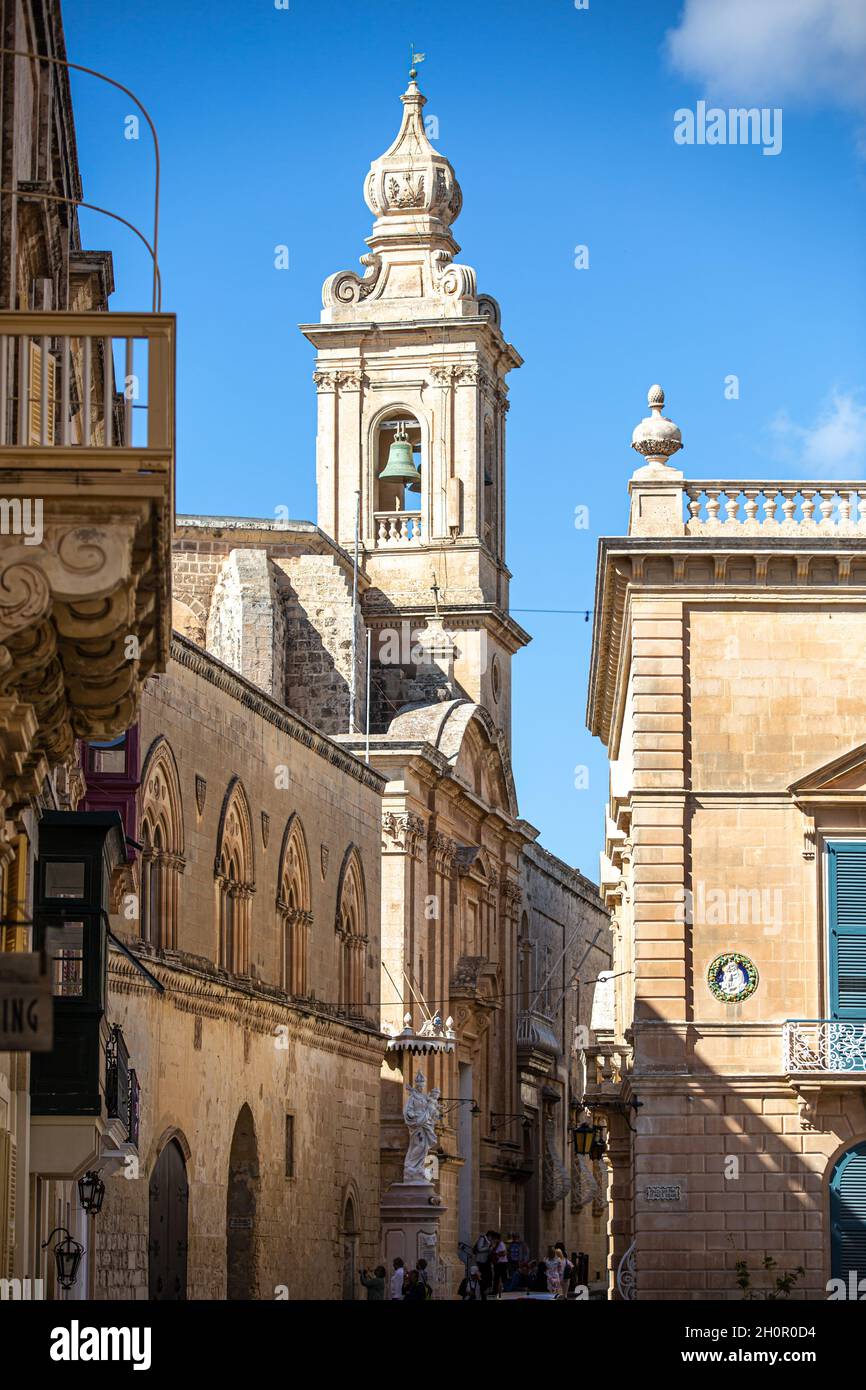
left=42, top=1227, right=84, bottom=1290
left=77, top=1169, right=106, bottom=1216
left=490, top=1112, right=531, bottom=1133
left=437, top=1096, right=481, bottom=1119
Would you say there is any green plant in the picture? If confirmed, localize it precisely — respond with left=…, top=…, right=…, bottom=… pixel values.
left=733, top=1253, right=805, bottom=1300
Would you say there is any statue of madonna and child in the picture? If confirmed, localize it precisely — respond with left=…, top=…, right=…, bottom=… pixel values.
left=402, top=1070, right=442, bottom=1185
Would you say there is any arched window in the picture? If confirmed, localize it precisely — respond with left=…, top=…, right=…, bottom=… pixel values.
left=335, top=846, right=367, bottom=1018
left=215, top=780, right=255, bottom=974
left=139, top=738, right=184, bottom=949
left=277, top=815, right=312, bottom=995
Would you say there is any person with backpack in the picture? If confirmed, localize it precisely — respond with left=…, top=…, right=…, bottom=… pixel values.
left=472, top=1231, right=493, bottom=1297
left=403, top=1268, right=427, bottom=1301
left=416, top=1258, right=433, bottom=1299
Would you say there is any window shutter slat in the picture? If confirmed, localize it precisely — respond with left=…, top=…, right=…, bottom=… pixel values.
left=829, top=843, right=866, bottom=1018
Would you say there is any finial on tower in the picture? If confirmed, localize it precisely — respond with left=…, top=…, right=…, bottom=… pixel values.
left=631, top=383, right=683, bottom=466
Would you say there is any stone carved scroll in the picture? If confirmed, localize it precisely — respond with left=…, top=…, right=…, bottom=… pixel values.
left=322, top=253, right=383, bottom=307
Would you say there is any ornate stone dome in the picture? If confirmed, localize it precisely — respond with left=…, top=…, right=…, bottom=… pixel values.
left=631, top=385, right=683, bottom=462
left=364, top=78, right=462, bottom=237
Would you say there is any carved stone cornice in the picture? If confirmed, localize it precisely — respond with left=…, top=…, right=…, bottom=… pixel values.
left=334, top=369, right=368, bottom=391
left=588, top=535, right=866, bottom=746
left=0, top=511, right=166, bottom=833
left=108, top=947, right=384, bottom=1065
left=382, top=810, right=426, bottom=856
left=428, top=827, right=458, bottom=875
left=500, top=878, right=522, bottom=913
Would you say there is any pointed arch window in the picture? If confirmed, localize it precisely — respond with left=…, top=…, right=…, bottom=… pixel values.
left=215, top=780, right=255, bottom=975
left=139, top=739, right=185, bottom=949
left=277, top=815, right=312, bottom=996
left=335, top=846, right=368, bottom=1019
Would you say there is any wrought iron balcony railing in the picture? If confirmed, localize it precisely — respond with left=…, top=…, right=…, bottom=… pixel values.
left=783, top=1019, right=866, bottom=1074
left=105, top=1023, right=133, bottom=1139
left=129, top=1068, right=141, bottom=1149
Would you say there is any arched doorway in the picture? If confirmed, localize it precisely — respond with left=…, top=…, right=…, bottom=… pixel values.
left=148, top=1139, right=189, bottom=1300
left=226, top=1104, right=259, bottom=1299
left=830, top=1139, right=866, bottom=1285
left=341, top=1194, right=359, bottom=1301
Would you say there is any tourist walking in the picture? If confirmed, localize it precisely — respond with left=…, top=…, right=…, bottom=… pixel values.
left=390, top=1257, right=406, bottom=1300
left=545, top=1244, right=565, bottom=1298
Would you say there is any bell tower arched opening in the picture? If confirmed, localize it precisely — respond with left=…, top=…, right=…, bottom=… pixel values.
left=374, top=410, right=423, bottom=544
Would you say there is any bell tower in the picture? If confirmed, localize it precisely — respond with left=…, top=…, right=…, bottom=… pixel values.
left=301, top=73, right=529, bottom=749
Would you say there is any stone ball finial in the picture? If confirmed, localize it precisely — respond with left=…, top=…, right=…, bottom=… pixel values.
left=631, top=383, right=683, bottom=462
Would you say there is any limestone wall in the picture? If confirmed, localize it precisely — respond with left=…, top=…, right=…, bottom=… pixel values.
left=92, top=636, right=386, bottom=1300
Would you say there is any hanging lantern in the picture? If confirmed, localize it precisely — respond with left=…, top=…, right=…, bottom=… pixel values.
left=573, top=1121, right=595, bottom=1156
left=42, top=1227, right=85, bottom=1290
left=78, top=1169, right=106, bottom=1216
left=378, top=421, right=422, bottom=491
left=590, top=1124, right=608, bottom=1160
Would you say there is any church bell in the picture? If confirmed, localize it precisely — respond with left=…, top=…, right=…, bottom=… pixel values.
left=378, top=421, right=421, bottom=491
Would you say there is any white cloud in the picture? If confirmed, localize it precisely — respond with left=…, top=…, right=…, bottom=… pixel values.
left=665, top=0, right=866, bottom=110
left=769, top=390, right=866, bottom=476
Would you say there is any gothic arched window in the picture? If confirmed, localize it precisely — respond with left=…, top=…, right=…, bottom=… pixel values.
left=215, top=779, right=255, bottom=974
left=335, top=846, right=367, bottom=1017
left=139, top=738, right=185, bottom=949
left=277, top=814, right=312, bottom=995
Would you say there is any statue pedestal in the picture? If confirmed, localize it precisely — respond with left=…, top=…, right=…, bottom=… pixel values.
left=381, top=1181, right=449, bottom=1296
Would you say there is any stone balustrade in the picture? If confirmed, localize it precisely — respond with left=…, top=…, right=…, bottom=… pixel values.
left=374, top=509, right=422, bottom=544
left=684, top=482, right=866, bottom=534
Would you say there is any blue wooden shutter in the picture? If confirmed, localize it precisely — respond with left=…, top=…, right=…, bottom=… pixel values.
left=828, top=842, right=866, bottom=1019
left=831, top=1142, right=866, bottom=1284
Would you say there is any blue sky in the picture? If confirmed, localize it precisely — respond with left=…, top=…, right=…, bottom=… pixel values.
left=63, top=0, right=866, bottom=874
